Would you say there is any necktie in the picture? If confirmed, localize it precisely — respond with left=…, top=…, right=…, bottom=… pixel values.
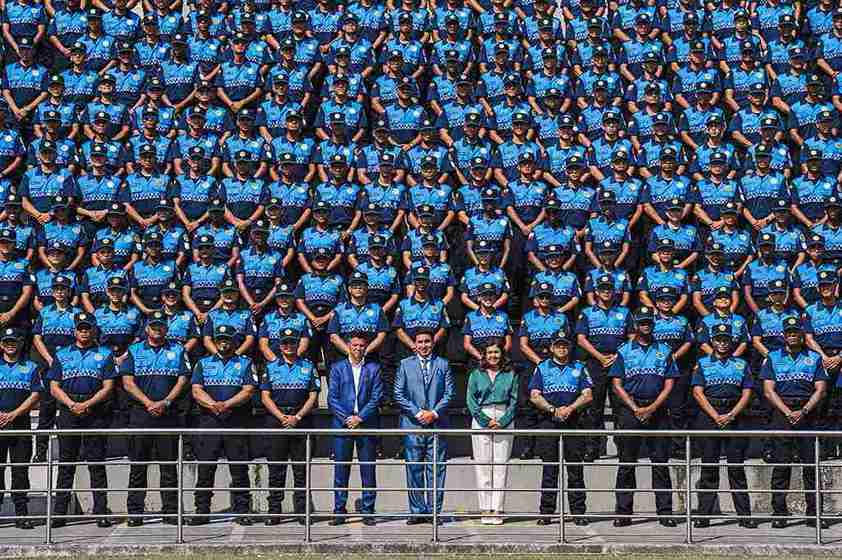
left=421, top=358, right=430, bottom=386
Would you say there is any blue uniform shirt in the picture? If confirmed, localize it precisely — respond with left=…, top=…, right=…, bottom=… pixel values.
left=691, top=355, right=752, bottom=400
left=192, top=354, right=255, bottom=403
left=759, top=348, right=828, bottom=399
left=609, top=340, right=680, bottom=400
left=47, top=345, right=118, bottom=396
left=119, top=341, right=190, bottom=401
left=0, top=358, right=42, bottom=411
left=528, top=359, right=593, bottom=407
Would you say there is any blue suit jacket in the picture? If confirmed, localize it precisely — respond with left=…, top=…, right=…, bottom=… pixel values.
left=393, top=355, right=454, bottom=428
left=327, top=359, right=384, bottom=429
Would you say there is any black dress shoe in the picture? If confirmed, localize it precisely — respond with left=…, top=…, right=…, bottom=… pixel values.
left=188, top=516, right=209, bottom=526
left=772, top=519, right=788, bottom=529
left=328, top=516, right=346, bottom=526
left=536, top=517, right=553, bottom=526
left=97, top=518, right=113, bottom=528
left=573, top=517, right=590, bottom=526
left=362, top=517, right=376, bottom=526
left=519, top=449, right=534, bottom=460
left=738, top=520, right=758, bottom=529
left=406, top=517, right=425, bottom=526
left=32, top=452, right=46, bottom=464
left=50, top=519, right=66, bottom=529
left=297, top=517, right=307, bottom=525
left=693, top=519, right=710, bottom=528
left=807, top=519, right=831, bottom=529
left=660, top=518, right=677, bottom=527
left=234, top=516, right=253, bottom=526
left=162, top=517, right=179, bottom=525
left=613, top=518, right=631, bottom=527
left=15, top=519, right=34, bottom=530
left=127, top=518, right=143, bottom=527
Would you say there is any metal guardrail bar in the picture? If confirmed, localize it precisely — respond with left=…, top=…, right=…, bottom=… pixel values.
left=1, top=427, right=840, bottom=547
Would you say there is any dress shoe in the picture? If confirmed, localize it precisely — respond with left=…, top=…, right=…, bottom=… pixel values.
left=362, top=517, right=376, bottom=526
left=265, top=517, right=281, bottom=526
left=188, top=516, right=209, bottom=526
left=127, top=518, right=143, bottom=527
left=162, top=517, right=179, bottom=526
left=536, top=517, right=553, bottom=526
left=519, top=449, right=534, bottom=460
left=693, top=519, right=710, bottom=528
left=32, top=452, right=46, bottom=464
left=234, top=516, right=253, bottom=526
left=328, top=516, right=346, bottom=526
left=772, top=519, right=788, bottom=529
left=97, top=518, right=113, bottom=528
left=738, top=520, right=758, bottom=529
left=660, top=518, right=677, bottom=527
left=15, top=519, right=34, bottom=530
left=613, top=518, right=631, bottom=527
left=573, top=517, right=589, bottom=526
left=297, top=517, right=307, bottom=525
left=50, top=519, right=66, bottom=529
left=406, top=517, right=425, bottom=526
left=807, top=519, right=831, bottom=529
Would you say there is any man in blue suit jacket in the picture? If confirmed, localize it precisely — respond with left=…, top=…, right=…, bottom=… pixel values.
left=393, top=329, right=455, bottom=525
left=327, top=334, right=384, bottom=525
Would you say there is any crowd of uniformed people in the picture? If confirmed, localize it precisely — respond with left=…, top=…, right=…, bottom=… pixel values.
left=0, top=0, right=839, bottom=534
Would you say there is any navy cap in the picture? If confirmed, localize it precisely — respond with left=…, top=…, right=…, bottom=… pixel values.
left=481, top=188, right=498, bottom=201
left=602, top=109, right=621, bottom=122
left=420, top=233, right=438, bottom=246
left=107, top=276, right=127, bottom=289
left=148, top=311, right=167, bottom=327
left=0, top=327, right=22, bottom=342
left=518, top=152, right=536, bottom=164
left=598, top=239, right=619, bottom=254
left=279, top=328, right=299, bottom=342
left=348, top=271, right=368, bottom=286
left=534, top=282, right=554, bottom=296
left=634, top=306, right=655, bottom=323
left=707, top=241, right=724, bottom=255
left=755, top=143, right=772, bottom=158
left=475, top=239, right=495, bottom=254
left=808, top=74, right=824, bottom=86
left=312, top=200, right=330, bottom=212
left=3, top=194, right=20, bottom=207
left=661, top=146, right=678, bottom=160
left=275, top=283, right=295, bottom=297
left=711, top=323, right=733, bottom=339
left=769, top=279, right=788, bottom=294
left=0, top=229, right=14, bottom=243
left=779, top=13, right=796, bottom=27
left=545, top=244, right=564, bottom=256
left=773, top=198, right=790, bottom=212
left=369, top=234, right=387, bottom=248
left=107, top=202, right=126, bottom=215
left=93, top=237, right=114, bottom=252
left=653, top=112, right=670, bottom=125
left=413, top=266, right=430, bottom=280
left=39, top=140, right=57, bottom=153
left=52, top=275, right=72, bottom=289
left=139, top=143, right=156, bottom=157
left=220, top=278, right=238, bottom=292
left=566, top=154, right=585, bottom=168
left=782, top=316, right=802, bottom=332
left=478, top=282, right=497, bottom=295
left=657, top=238, right=676, bottom=251
left=818, top=270, right=838, bottom=285
left=655, top=286, right=678, bottom=300
left=46, top=241, right=66, bottom=254
left=74, top=312, right=96, bottom=328
left=807, top=234, right=825, bottom=247
left=611, top=148, right=629, bottom=161
left=806, top=148, right=823, bottom=161
left=596, top=274, right=614, bottom=288
left=214, top=324, right=236, bottom=339
left=313, top=247, right=332, bottom=259
left=720, top=201, right=739, bottom=215
left=828, top=196, right=842, bottom=208
left=162, top=281, right=180, bottom=295
left=196, top=234, right=215, bottom=248
left=208, top=198, right=225, bottom=212
left=421, top=154, right=437, bottom=168
left=51, top=195, right=69, bottom=209
left=599, top=189, right=616, bottom=204
left=713, top=285, right=731, bottom=298
left=144, top=231, right=164, bottom=245
left=710, top=150, right=728, bottom=164
left=43, top=110, right=61, bottom=122
left=470, top=156, right=487, bottom=169
left=758, top=232, right=776, bottom=246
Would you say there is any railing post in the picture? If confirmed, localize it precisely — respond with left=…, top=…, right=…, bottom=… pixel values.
left=45, top=433, right=53, bottom=545
left=177, top=434, right=184, bottom=544
left=432, top=433, right=439, bottom=542
left=685, top=434, right=692, bottom=544
left=558, top=433, right=565, bottom=543
left=814, top=436, right=822, bottom=545
left=305, top=433, right=312, bottom=543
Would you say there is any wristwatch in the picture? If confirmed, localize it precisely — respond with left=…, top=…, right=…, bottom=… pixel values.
left=294, top=414, right=303, bottom=421
left=163, top=399, right=173, bottom=408
left=548, top=406, right=556, bottom=416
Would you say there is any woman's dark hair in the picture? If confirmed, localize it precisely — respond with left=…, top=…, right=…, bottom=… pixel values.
left=479, top=338, right=511, bottom=371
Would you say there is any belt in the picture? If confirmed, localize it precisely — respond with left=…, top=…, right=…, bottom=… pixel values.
left=66, top=392, right=95, bottom=403
left=782, top=398, right=809, bottom=408
left=707, top=397, right=738, bottom=407
left=275, top=406, right=299, bottom=414
left=635, top=399, right=656, bottom=407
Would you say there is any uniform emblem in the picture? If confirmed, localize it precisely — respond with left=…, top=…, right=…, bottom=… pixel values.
left=805, top=357, right=815, bottom=366
left=94, top=353, right=104, bottom=361
left=616, top=313, right=624, bottom=320
left=167, top=351, right=176, bottom=359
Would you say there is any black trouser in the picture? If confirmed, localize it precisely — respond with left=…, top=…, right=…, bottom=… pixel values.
left=614, top=404, right=673, bottom=516
left=127, top=407, right=178, bottom=516
left=0, top=416, right=32, bottom=516
left=34, top=393, right=57, bottom=459
left=694, top=405, right=751, bottom=517
left=583, top=357, right=611, bottom=458
left=194, top=412, right=251, bottom=514
left=535, top=413, right=586, bottom=515
left=55, top=407, right=110, bottom=516
left=667, top=366, right=692, bottom=455
left=770, top=403, right=821, bottom=516
left=265, top=415, right=308, bottom=514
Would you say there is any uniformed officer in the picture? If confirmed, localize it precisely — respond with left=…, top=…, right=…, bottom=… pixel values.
left=761, top=316, right=830, bottom=529
left=529, top=330, right=593, bottom=525
left=189, top=324, right=257, bottom=526
left=0, top=327, right=41, bottom=529
left=0, top=228, right=35, bottom=328
left=260, top=328, right=319, bottom=525
left=610, top=306, right=679, bottom=527
left=201, top=279, right=257, bottom=358
left=48, top=312, right=117, bottom=528
left=691, top=324, right=757, bottom=529
left=119, top=311, right=190, bottom=526
left=326, top=271, right=389, bottom=361
left=575, top=274, right=632, bottom=460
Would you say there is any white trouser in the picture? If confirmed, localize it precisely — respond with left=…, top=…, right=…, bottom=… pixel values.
left=471, top=404, right=514, bottom=512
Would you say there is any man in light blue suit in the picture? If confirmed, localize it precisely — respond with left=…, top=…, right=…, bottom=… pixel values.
left=327, top=334, right=384, bottom=526
left=393, top=329, right=455, bottom=525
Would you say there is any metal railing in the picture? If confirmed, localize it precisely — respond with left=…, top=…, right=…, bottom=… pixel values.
left=0, top=427, right=840, bottom=546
